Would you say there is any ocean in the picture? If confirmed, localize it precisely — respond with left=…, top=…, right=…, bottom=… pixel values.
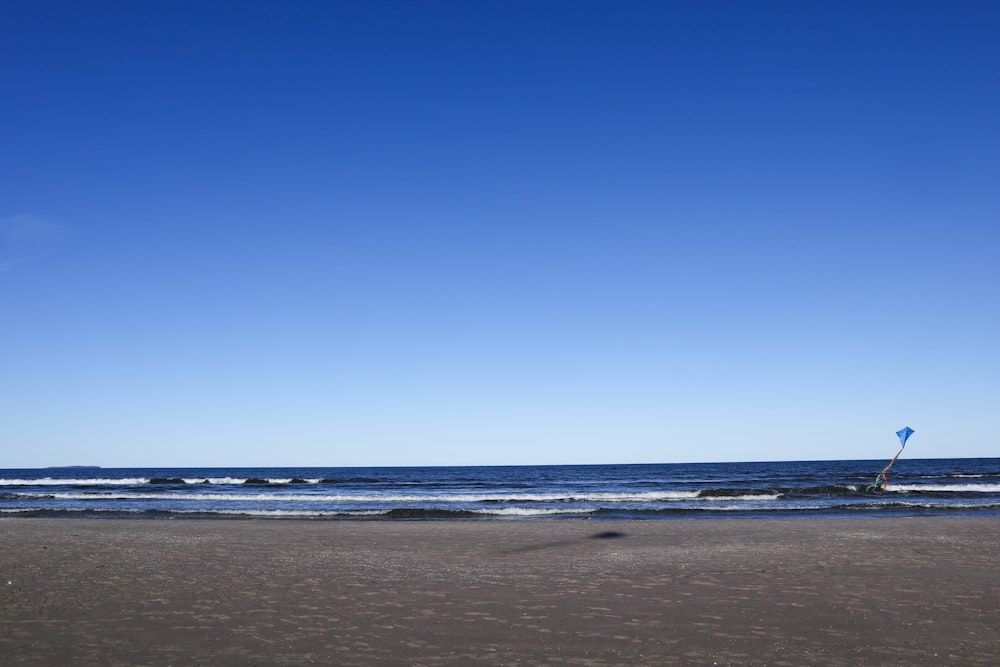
left=2, top=458, right=999, bottom=520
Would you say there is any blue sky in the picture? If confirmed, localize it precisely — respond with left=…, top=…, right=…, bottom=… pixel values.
left=2, top=1, right=998, bottom=467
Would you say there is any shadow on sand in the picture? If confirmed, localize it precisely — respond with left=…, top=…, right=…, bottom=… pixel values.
left=499, top=531, right=628, bottom=554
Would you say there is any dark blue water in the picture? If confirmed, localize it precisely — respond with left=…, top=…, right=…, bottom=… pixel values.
left=2, top=458, right=999, bottom=519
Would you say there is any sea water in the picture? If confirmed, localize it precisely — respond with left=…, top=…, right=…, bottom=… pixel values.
left=2, top=458, right=999, bottom=520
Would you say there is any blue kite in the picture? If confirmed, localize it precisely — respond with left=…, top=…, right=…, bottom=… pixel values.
left=867, top=427, right=914, bottom=494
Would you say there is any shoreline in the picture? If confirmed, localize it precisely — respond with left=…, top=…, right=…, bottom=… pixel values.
left=3, top=517, right=998, bottom=665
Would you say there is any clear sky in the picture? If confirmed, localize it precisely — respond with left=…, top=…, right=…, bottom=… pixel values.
left=2, top=1, right=998, bottom=468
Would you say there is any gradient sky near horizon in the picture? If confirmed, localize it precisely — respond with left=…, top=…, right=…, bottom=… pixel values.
left=2, top=1, right=998, bottom=468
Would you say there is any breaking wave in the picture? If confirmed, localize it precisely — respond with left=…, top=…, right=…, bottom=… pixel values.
left=3, top=459, right=1000, bottom=520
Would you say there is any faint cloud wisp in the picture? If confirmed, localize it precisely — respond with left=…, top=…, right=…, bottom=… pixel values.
left=0, top=215, right=69, bottom=272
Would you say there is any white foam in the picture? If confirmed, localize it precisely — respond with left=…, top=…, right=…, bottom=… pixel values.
left=254, top=478, right=322, bottom=485
left=0, top=507, right=143, bottom=514
left=14, top=490, right=707, bottom=503
left=889, top=483, right=1000, bottom=493
left=17, top=492, right=335, bottom=502
left=471, top=507, right=597, bottom=516
left=699, top=494, right=781, bottom=502
left=182, top=478, right=247, bottom=485
left=166, top=508, right=388, bottom=517
left=0, top=478, right=149, bottom=486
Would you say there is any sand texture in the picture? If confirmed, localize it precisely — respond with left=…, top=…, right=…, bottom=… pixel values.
left=1, top=517, right=998, bottom=665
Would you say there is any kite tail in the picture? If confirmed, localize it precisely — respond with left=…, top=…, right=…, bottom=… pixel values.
left=884, top=444, right=905, bottom=472
left=865, top=472, right=889, bottom=495
left=867, top=444, right=905, bottom=495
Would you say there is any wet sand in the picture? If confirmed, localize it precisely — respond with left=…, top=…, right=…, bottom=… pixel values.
left=1, top=517, right=998, bottom=665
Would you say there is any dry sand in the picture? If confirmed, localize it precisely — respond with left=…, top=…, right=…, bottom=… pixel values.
left=1, top=517, right=998, bottom=665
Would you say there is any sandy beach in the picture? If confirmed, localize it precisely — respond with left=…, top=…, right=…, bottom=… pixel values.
left=1, top=518, right=997, bottom=666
